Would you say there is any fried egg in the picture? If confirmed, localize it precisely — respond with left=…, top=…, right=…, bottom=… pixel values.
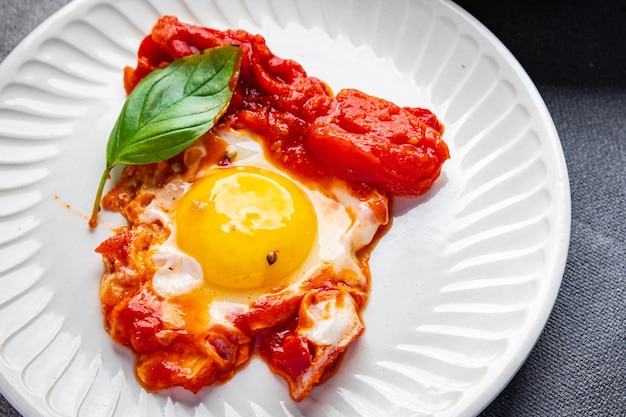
left=98, top=126, right=390, bottom=398
left=138, top=127, right=388, bottom=339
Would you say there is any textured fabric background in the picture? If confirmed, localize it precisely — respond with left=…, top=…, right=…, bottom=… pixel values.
left=1, top=0, right=624, bottom=416
left=454, top=1, right=626, bottom=416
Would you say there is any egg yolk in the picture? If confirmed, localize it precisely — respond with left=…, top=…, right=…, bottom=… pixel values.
left=175, top=166, right=317, bottom=290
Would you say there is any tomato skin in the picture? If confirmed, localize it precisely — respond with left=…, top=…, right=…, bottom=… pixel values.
left=124, top=16, right=449, bottom=198
left=308, top=90, right=449, bottom=196
left=95, top=228, right=132, bottom=263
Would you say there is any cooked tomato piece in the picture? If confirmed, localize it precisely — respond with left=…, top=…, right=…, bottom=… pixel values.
left=94, top=228, right=132, bottom=263
left=307, top=89, right=449, bottom=196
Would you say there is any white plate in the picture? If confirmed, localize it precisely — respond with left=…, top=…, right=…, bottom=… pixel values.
left=0, top=0, right=570, bottom=416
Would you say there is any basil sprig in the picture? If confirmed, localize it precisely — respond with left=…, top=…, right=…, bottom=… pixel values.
left=89, top=45, right=242, bottom=227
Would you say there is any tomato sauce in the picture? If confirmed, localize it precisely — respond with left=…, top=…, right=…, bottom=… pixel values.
left=124, top=15, right=448, bottom=197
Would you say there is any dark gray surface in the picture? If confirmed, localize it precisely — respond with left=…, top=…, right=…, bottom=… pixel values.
left=1, top=0, right=624, bottom=416
left=454, top=1, right=626, bottom=416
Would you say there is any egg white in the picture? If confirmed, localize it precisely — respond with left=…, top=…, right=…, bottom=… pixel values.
left=138, top=128, right=387, bottom=334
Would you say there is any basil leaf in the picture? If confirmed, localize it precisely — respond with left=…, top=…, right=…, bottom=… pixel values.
left=109, top=44, right=241, bottom=165
left=89, top=45, right=242, bottom=227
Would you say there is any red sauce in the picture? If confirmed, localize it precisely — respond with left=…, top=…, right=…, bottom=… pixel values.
left=124, top=15, right=449, bottom=197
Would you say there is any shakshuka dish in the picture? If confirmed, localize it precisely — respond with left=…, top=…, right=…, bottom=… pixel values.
left=94, top=15, right=449, bottom=401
